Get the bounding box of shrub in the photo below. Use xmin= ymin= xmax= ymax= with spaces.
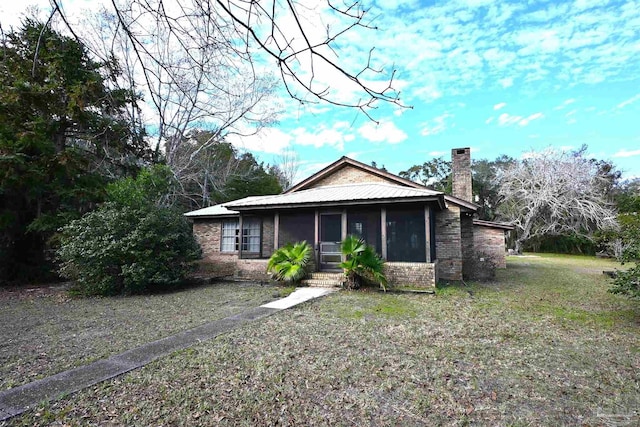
xmin=57 ymin=203 xmax=201 ymax=295
xmin=267 ymin=241 xmax=312 ymax=284
xmin=607 ymin=213 xmax=640 ymax=300
xmin=56 ymin=165 xmax=201 ymax=296
xmin=340 ymin=235 xmax=388 ymax=291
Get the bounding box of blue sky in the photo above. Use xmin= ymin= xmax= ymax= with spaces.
xmin=3 ymin=0 xmax=639 ymax=182
xmin=234 ymin=0 xmax=640 ymax=181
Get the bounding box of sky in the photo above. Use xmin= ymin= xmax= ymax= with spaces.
xmin=2 ymin=0 xmax=640 ymax=182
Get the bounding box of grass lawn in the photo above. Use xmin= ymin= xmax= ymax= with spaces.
xmin=4 ymin=254 xmax=639 ymax=426
xmin=0 ymin=282 xmax=288 ymax=391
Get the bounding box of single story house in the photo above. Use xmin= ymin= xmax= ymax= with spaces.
xmin=185 ymin=147 xmax=513 ymax=287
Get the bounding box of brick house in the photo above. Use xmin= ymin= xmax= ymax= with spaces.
xmin=185 ymin=147 xmax=513 ymax=287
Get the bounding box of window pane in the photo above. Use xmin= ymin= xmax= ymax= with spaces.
xmin=242 ymin=219 xmax=261 ymax=253
xmin=221 ymin=220 xmax=239 ymax=252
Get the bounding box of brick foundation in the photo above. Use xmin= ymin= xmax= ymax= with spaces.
xmin=235 ymin=259 xmax=270 ymax=281
xmin=384 ymin=262 xmax=437 ymax=287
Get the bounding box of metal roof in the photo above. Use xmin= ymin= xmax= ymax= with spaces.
xmin=225 ymin=182 xmax=443 ymax=210
xmin=184 ymin=204 xmax=239 ymax=217
xmin=473 ymin=219 xmax=515 ymax=230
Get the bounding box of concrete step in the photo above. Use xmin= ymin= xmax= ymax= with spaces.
xmin=302 ymin=272 xmax=345 ymax=288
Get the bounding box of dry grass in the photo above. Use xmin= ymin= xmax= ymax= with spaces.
xmin=0 ymin=282 xmax=284 ymax=390
xmin=5 ymin=254 xmax=640 ymax=426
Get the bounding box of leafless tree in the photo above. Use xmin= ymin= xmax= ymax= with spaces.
xmin=497 ymin=147 xmax=618 ymax=253
xmin=52 ymin=0 xmax=404 ymax=121
xmin=275 ymin=149 xmax=300 ymax=189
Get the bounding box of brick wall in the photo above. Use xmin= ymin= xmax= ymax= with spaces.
xmin=310 ymin=164 xmax=393 ymax=188
xmin=473 ymin=226 xmax=507 ymax=268
xmin=385 ymin=262 xmax=436 ymax=287
xmin=460 ymin=214 xmax=475 ymax=280
xmin=452 ymin=147 xmax=472 ymax=202
xmin=192 ymin=219 xmax=238 ymax=276
xmin=435 ymin=205 xmax=463 ymax=281
xmin=235 ymin=259 xmax=270 ymax=281
xmin=261 ymin=214 xmax=275 ymax=258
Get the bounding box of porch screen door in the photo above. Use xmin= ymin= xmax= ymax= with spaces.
xmin=319 ymin=214 xmax=342 ymax=270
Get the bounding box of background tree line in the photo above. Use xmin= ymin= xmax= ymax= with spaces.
xmin=0 ymin=20 xmax=285 ymax=285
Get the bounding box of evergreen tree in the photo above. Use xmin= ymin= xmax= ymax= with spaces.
xmin=0 ymin=19 xmax=146 ymax=282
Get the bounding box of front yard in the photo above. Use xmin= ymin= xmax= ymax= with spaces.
xmin=3 ymin=254 xmax=639 ymax=426
xmin=0 ymin=282 xmax=285 ymax=391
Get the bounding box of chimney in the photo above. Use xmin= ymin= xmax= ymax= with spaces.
xmin=451 ymin=147 xmax=472 ymax=202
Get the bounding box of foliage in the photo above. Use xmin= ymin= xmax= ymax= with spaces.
xmin=497 ymin=146 xmax=617 ymax=253
xmin=339 ymin=235 xmax=388 ymax=291
xmin=399 ymin=157 xmax=451 ymax=192
xmin=471 ymin=156 xmax=515 ymax=220
xmin=57 ymin=166 xmax=201 ymax=296
xmin=106 ymin=164 xmax=177 ymax=208
xmin=266 ymin=241 xmax=313 ymax=283
xmin=614 ymin=178 xmax=640 ymax=214
xmin=166 ymin=131 xmax=283 ymax=209
xmin=606 ymin=213 xmax=640 ymax=299
xmin=399 ymin=155 xmax=516 ymax=220
xmin=0 ymin=19 xmax=145 ymax=283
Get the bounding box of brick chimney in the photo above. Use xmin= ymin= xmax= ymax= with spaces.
xmin=451 ymin=147 xmax=472 ymax=202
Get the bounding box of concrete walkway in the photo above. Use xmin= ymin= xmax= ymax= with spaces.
xmin=0 ymin=287 xmax=336 ymax=422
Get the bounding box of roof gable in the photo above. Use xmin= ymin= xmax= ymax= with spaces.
xmin=285 ymin=157 xmax=423 ymax=193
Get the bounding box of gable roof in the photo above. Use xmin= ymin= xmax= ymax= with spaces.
xmin=225 ymin=182 xmax=445 ymax=210
xmin=286 ymin=156 xmax=424 ymax=193
xmin=286 ymin=156 xmax=479 ymax=211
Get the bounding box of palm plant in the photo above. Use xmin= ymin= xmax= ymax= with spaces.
xmin=339 ymin=235 xmax=388 ymax=291
xmin=267 ymin=241 xmax=313 ymax=283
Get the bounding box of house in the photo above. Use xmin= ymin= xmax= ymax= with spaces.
xmin=185 ymin=147 xmax=513 ymax=287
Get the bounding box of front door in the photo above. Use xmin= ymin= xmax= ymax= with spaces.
xmin=319 ymin=213 xmax=342 ymax=271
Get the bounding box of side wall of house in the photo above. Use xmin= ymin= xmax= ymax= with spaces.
xmin=460 ymin=214 xmax=475 ymax=280
xmin=435 ymin=205 xmax=463 ymax=281
xmin=309 ymin=165 xmax=395 ymax=188
xmin=192 ymin=217 xmax=274 ymax=281
xmin=192 ymin=219 xmax=238 ymax=277
xmin=473 ymin=226 xmax=507 ymax=269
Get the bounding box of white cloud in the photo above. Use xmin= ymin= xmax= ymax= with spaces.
xmin=428 ymin=150 xmax=447 ymax=156
xmin=357 ymin=120 xmax=407 ymax=144
xmin=553 ymin=98 xmax=576 ymax=110
xmin=613 ymin=149 xmax=640 ymax=158
xmin=228 ymin=127 xmax=292 ymax=154
xmin=498 ymin=77 xmax=514 ymax=88
xmin=497 ymin=111 xmax=543 ymax=127
xmin=485 ymin=117 xmax=494 ymax=124
xmin=292 ymin=121 xmax=355 ymax=151
xmin=518 ymin=112 xmax=544 ymax=126
xmin=498 ymin=113 xmax=523 ymax=126
xmin=617 ymin=93 xmax=640 ymax=109
xmin=419 ymin=113 xmax=453 ymax=136
xmin=493 ymin=102 xmax=507 ymax=110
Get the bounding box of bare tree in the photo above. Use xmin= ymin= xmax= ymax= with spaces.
xmin=497 ymin=147 xmax=618 ymax=253
xmin=275 ymin=149 xmax=300 ymax=190
xmin=52 ymin=0 xmax=404 ymax=121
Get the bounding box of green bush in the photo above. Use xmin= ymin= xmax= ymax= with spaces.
xmin=56 ymin=165 xmax=201 ymax=296
xmin=267 ymin=241 xmax=312 ymax=284
xmin=57 ymin=203 xmax=201 ymax=295
xmin=608 ymin=213 xmax=640 ymax=300
xmin=340 ymin=235 xmax=388 ymax=291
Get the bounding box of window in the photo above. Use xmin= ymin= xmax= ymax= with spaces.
xmin=221 ymin=220 xmax=239 ymax=252
xmin=242 ymin=219 xmax=261 ymax=253
xmin=386 ymin=208 xmax=426 ymax=262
